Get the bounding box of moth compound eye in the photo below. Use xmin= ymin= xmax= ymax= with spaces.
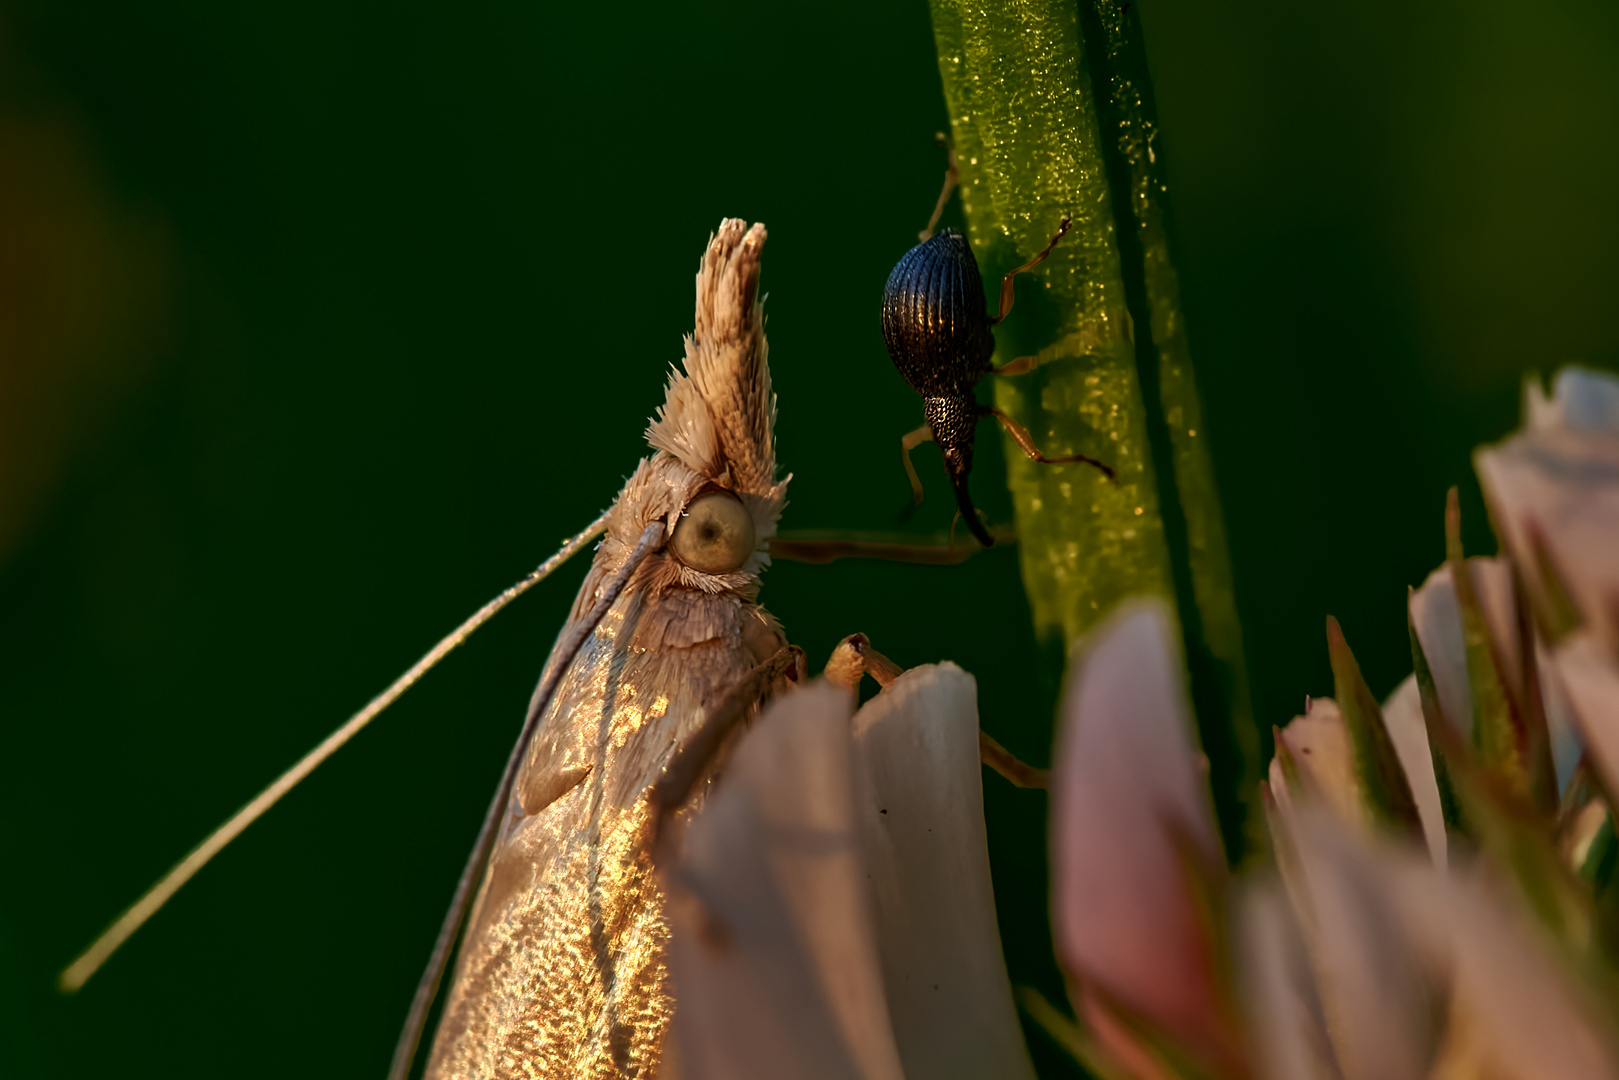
xmin=669 ymin=492 xmax=755 ymax=575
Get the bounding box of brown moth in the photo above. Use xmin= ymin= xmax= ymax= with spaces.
xmin=61 ymin=218 xmax=808 ymax=1080
xmin=415 ymin=218 xmax=797 ymax=1079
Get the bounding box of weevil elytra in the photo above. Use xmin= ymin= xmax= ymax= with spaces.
xmin=881 ymin=150 xmax=1117 ymax=547
xmin=59 ymin=218 xmax=1047 ymax=1080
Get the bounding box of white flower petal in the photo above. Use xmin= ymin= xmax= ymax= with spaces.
xmin=1392 ymin=853 xmax=1617 ymax=1079
xmin=1409 ymin=557 xmax=1585 ymax=792
xmin=1285 ymin=813 xmax=1437 ymax=1080
xmin=1050 ymin=599 xmax=1228 ymax=1061
xmin=1409 ymin=564 xmax=1472 ymax=736
xmin=1470 ymin=557 xmax=1523 ymax=697
xmin=1267 ymin=759 xmax=1295 ymax=820
xmin=1476 ymin=373 xmax=1619 ymax=653
xmin=1409 ymin=558 xmax=1520 ymax=736
xmin=1538 ymin=635 xmax=1586 ymax=790
xmin=1284 ymin=810 xmax=1619 ymax=1080
xmin=1381 ymin=675 xmax=1447 ymax=867
xmin=1276 ymin=698 xmax=1362 ymax=824
xmin=665 ymin=680 xmax=905 ymax=1080
xmin=1235 ymin=880 xmax=1336 ymax=1080
xmin=850 ymin=663 xmax=1036 ymax=1080
xmin=1550 ymin=630 xmax=1619 ymax=802
xmin=1527 ymin=365 xmax=1619 ymax=434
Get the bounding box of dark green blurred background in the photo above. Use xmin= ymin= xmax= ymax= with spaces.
xmin=1 ymin=2 xmax=1615 ymax=1077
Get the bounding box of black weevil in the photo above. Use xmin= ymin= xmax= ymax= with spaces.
xmin=881 ymin=213 xmax=1116 ymax=547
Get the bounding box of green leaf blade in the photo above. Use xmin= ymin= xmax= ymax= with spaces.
xmin=929 ymin=0 xmax=1255 ymax=855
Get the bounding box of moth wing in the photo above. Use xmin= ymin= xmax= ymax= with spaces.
xmin=425 ymin=593 xmax=653 ymax=1080
xmin=428 ymin=589 xmax=751 ymax=1080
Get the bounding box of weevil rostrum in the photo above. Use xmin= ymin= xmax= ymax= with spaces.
xmin=59 ymin=217 xmax=1050 ymax=1080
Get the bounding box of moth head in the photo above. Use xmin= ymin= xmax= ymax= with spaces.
xmin=626 ymin=217 xmax=788 ymax=593
xmin=590 ymin=219 xmax=796 ymax=599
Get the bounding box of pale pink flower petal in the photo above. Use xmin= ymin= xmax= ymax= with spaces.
xmin=1283 ymin=810 xmax=1619 ymax=1080
xmin=1525 ymin=366 xmax=1619 ymax=436
xmin=1409 ymin=557 xmax=1583 ymax=788
xmin=1077 ymin=989 xmax=1181 ymax=1080
xmin=1267 ymin=758 xmax=1295 ymax=821
xmin=1476 ymin=368 xmax=1619 ymax=654
xmin=1471 ymin=557 xmax=1523 ymax=695
xmin=1381 ymin=675 xmax=1447 ymax=866
xmin=1540 ymin=636 xmax=1585 ymax=789
xmin=1409 ymin=563 xmax=1471 ymax=736
xmin=665 ymin=680 xmax=905 ymax=1080
xmin=1050 ymin=599 xmax=1228 ymax=1063
xmin=1285 ymin=812 xmax=1434 ymax=1080
xmin=1550 ymin=630 xmax=1619 ymax=803
xmin=1235 ymin=880 xmax=1337 ymax=1080
xmin=1408 ymin=558 xmax=1519 ymax=737
xmin=850 ymin=663 xmax=1036 ymax=1080
xmin=1393 ymin=849 xmax=1617 ymax=1079
xmin=1270 ymin=688 xmax=1450 ymax=867
xmin=1275 ymin=698 xmax=1362 ymax=824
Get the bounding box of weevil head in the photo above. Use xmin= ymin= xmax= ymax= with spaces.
xmin=597 ymin=219 xmax=788 ymax=600
xmin=881 ymin=228 xmax=996 ymax=398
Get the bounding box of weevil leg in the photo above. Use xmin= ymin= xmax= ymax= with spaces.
xmin=992 ymin=216 xmax=1072 ymax=325
xmin=766 ymin=524 xmax=1011 ymax=565
xmin=989 ymin=355 xmax=1039 ymax=377
xmin=945 ymin=506 xmax=995 ymax=551
xmin=918 ymin=132 xmax=960 ymax=242
xmin=979 ymin=731 xmax=1050 ymax=789
xmin=826 ymin=633 xmax=1051 ymax=788
xmin=824 ymin=633 xmax=904 ymax=690
xmin=649 ymin=645 xmax=806 ymax=818
xmin=900 ymin=423 xmax=933 ymax=506
xmin=978 ymin=404 xmax=1117 ymax=483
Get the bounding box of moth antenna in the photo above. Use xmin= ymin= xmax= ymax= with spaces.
xmin=57 ymin=510 xmax=612 ymax=994
xmin=388 ymin=520 xmax=666 ymax=1080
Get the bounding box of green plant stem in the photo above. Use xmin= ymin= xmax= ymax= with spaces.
xmin=928 ymin=0 xmax=1255 ymax=853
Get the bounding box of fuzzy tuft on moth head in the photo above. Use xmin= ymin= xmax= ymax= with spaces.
xmin=596 ymin=219 xmax=789 ymax=604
